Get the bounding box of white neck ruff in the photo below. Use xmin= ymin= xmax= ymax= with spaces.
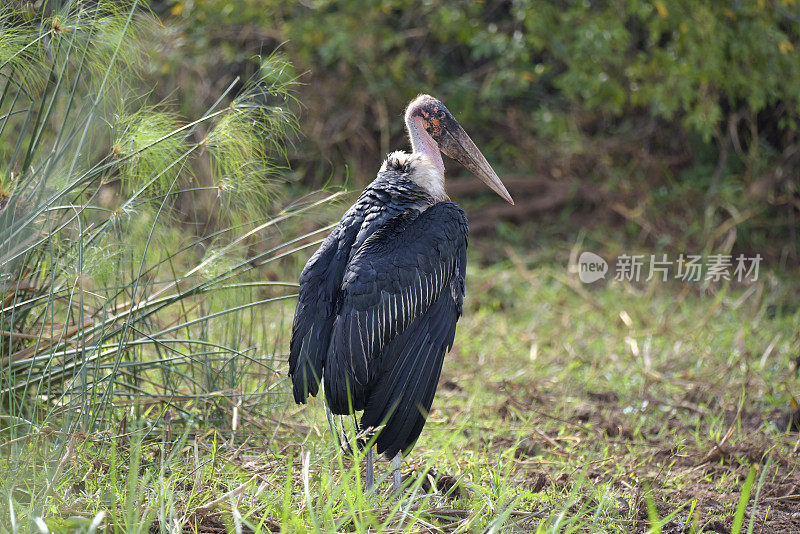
xmin=381 ymin=151 xmax=448 ymax=202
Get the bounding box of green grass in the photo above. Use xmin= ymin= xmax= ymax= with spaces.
xmin=2 ymin=251 xmax=798 ymax=532
xmin=1 ymin=2 xmax=798 ymax=532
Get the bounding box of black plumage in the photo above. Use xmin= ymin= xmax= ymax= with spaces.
xmin=288 ymin=95 xmax=512 ymax=473
xmin=289 ymin=168 xmax=467 ymax=457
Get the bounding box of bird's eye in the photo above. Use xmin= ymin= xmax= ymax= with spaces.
xmin=437 ymin=110 xmax=446 ymax=120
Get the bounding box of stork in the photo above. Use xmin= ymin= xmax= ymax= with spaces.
xmin=289 ymin=95 xmax=513 ymax=491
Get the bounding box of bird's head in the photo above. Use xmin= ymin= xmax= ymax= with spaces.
xmin=405 ymin=94 xmax=514 ymax=205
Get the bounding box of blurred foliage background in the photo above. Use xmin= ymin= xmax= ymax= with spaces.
xmin=141 ymin=0 xmax=800 ymax=266
xmin=1 ymin=2 xmax=798 ymax=529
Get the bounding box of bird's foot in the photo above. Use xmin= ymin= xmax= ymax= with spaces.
xmin=390 ymin=452 xmax=402 ymax=493
xmin=365 ymin=446 xmax=375 ymax=492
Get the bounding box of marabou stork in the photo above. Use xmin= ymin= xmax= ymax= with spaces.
xmin=289 ymin=95 xmax=513 ymax=491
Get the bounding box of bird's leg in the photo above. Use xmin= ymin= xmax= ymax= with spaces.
xmin=365 ymin=446 xmax=375 ymax=492
xmin=391 ymin=452 xmax=402 ymax=492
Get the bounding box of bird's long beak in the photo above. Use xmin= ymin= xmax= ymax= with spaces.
xmin=439 ymin=122 xmax=514 ymax=205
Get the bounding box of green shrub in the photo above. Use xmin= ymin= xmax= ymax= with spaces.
xmin=161 ymin=0 xmax=799 ymax=257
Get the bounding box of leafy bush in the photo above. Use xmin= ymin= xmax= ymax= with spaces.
xmin=171 ymin=0 xmax=799 ymax=148
xmin=166 ymin=0 xmax=799 ymax=259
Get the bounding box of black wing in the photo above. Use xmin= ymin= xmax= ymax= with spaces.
xmin=288 ymin=224 xmax=347 ymax=403
xmin=288 ymin=199 xmax=369 ymax=403
xmin=288 ymin=181 xmax=422 ymax=404
xmin=324 ymin=202 xmax=468 ymax=457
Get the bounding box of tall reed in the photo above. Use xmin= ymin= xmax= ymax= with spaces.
xmin=0 ymin=0 xmax=333 ymax=452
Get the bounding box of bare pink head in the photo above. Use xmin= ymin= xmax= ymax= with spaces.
xmin=404 ymin=95 xmax=513 ymax=205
